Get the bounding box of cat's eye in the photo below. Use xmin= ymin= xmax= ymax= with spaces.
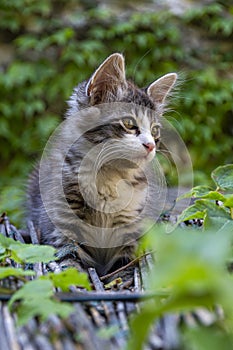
xmin=121 ymin=117 xmax=138 ymax=130
xmin=151 ymin=123 xmax=160 ymax=139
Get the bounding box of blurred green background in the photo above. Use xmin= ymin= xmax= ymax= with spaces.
xmin=0 ymin=0 xmax=233 ymax=224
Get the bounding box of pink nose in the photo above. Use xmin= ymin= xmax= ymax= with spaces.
xmin=143 ymin=142 xmax=155 ymax=153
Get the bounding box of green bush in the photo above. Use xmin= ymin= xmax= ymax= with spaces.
xmin=0 ymin=0 xmax=233 ymax=223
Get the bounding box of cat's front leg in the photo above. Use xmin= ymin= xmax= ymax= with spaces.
xmin=45 ymin=242 xmax=82 ymax=272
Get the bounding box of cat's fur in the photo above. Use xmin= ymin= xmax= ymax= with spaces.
xmin=27 ymin=53 xmax=177 ymax=274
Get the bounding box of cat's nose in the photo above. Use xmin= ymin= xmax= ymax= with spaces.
xmin=143 ymin=142 xmax=155 ymax=153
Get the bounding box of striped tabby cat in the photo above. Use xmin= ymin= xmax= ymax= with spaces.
xmin=27 ymin=53 xmax=177 ymax=274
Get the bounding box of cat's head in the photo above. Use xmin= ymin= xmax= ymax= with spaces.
xmin=68 ymin=53 xmax=177 ymax=112
xmin=67 ymin=53 xmax=177 ymax=166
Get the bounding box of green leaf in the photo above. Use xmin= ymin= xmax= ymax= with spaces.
xmin=177 ymin=186 xmax=226 ymax=202
xmin=177 ymin=199 xmax=231 ymax=225
xmin=127 ymin=308 xmax=157 ymax=350
xmin=128 ymin=226 xmax=233 ymax=350
xmin=15 ymin=298 xmax=72 ymax=326
xmin=224 ymin=195 xmax=233 ymax=208
xmin=177 ymin=207 xmax=205 ymax=224
xmin=203 ymin=212 xmax=231 ymax=230
xmin=177 ymin=185 xmax=213 ymax=200
xmin=9 ymin=279 xmax=53 ymax=307
xmin=0 ymin=267 xmax=34 ymax=279
xmin=217 ymin=220 xmax=233 ymax=233
xmin=211 ymin=164 xmax=233 ymax=191
xmin=9 ymin=279 xmax=73 ymax=326
xmin=0 ymin=235 xmax=56 ymax=263
xmin=147 ymin=228 xmax=232 ymax=288
xmin=10 ymin=243 xmax=56 ymax=263
xmin=0 ymin=232 xmax=18 ymax=249
xmin=184 ymin=327 xmax=233 ymax=350
xmin=42 ymin=268 xmax=91 ymax=292
xmin=201 ymin=191 xmax=226 ymax=201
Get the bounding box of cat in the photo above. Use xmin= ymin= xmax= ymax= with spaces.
xmin=27 ymin=53 xmax=177 ymax=275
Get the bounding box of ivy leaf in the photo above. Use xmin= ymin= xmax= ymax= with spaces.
xmin=224 ymin=195 xmax=233 ymax=208
xmin=217 ymin=220 xmax=233 ymax=233
xmin=201 ymin=191 xmax=226 ymax=201
xmin=177 ymin=207 xmax=205 ymax=224
xmin=0 ymin=267 xmax=35 ymax=279
xmin=177 ymin=199 xmax=231 ymax=225
xmin=0 ymin=235 xmax=56 ymax=263
xmin=184 ymin=327 xmax=233 ymax=350
xmin=10 ymin=243 xmax=56 ymax=263
xmin=177 ymin=186 xmax=213 ymax=200
xmin=9 ymin=279 xmax=54 ymax=307
xmin=211 ymin=165 xmax=233 ymax=191
xmin=42 ymin=268 xmax=91 ymax=291
xmin=0 ymin=234 xmax=16 ymax=249
xmin=9 ymin=279 xmax=73 ymax=326
xmin=203 ymin=213 xmax=231 ymax=230
xmin=177 ymin=186 xmax=226 ymax=202
xmin=15 ymin=298 xmax=73 ymax=326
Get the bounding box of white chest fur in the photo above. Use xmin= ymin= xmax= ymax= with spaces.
xmin=78 ymin=165 xmax=147 ymax=227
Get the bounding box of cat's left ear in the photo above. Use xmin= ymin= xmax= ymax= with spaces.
xmin=86 ymin=53 xmax=126 ymax=104
xmin=147 ymin=73 xmax=177 ymax=104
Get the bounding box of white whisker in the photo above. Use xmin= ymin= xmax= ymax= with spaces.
xmin=157 ymin=148 xmax=179 ymax=158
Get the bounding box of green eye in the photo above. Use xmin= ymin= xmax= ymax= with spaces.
xmin=122 ymin=117 xmax=137 ymax=130
xmin=151 ymin=123 xmax=160 ymax=139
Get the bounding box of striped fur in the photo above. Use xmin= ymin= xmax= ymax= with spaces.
xmin=27 ymin=53 xmax=177 ymax=274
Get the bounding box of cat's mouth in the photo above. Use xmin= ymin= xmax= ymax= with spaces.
xmin=144 ymin=149 xmax=156 ymax=161
xmin=130 ymin=150 xmax=155 ymax=167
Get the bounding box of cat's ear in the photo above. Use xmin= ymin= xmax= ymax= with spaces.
xmin=147 ymin=73 xmax=177 ymax=104
xmin=86 ymin=53 xmax=126 ymax=103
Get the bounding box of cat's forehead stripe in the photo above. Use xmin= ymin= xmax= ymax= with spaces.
xmin=123 ymin=88 xmax=155 ymax=110
xmin=130 ymin=106 xmax=158 ymax=124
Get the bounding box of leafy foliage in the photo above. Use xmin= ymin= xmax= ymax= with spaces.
xmin=1 ymin=164 xmax=233 ymax=343
xmin=0 ymin=235 xmax=91 ymax=325
xmin=128 ymin=226 xmax=233 ymax=350
xmin=128 ymin=164 xmax=233 ymax=350
xmin=41 ymin=267 xmax=91 ymax=292
xmin=177 ymin=164 xmax=233 ymax=229
xmin=0 ymin=267 xmax=34 ymax=279
xmin=0 ymin=0 xmax=233 ymax=223
xmin=8 ymin=278 xmax=73 ymax=326
xmin=212 ymin=164 xmax=233 ymax=191
xmin=0 ymin=234 xmax=56 ymax=263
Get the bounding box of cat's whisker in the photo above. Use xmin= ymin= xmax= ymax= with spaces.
xmin=132 ymin=49 xmax=152 ymax=81
xmin=162 ymin=109 xmax=183 ymax=123
xmin=92 ymin=143 xmax=124 ymax=171
xmin=156 ymin=150 xmax=182 ymax=168
xmin=157 ymin=148 xmax=182 ymax=160
xmin=93 ymin=141 xmax=135 ymax=170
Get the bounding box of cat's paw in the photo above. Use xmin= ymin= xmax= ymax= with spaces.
xmin=46 ymin=243 xmax=84 ymax=272
xmin=47 ymin=258 xmax=83 ymax=272
xmin=55 ymin=243 xmax=80 ymax=260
